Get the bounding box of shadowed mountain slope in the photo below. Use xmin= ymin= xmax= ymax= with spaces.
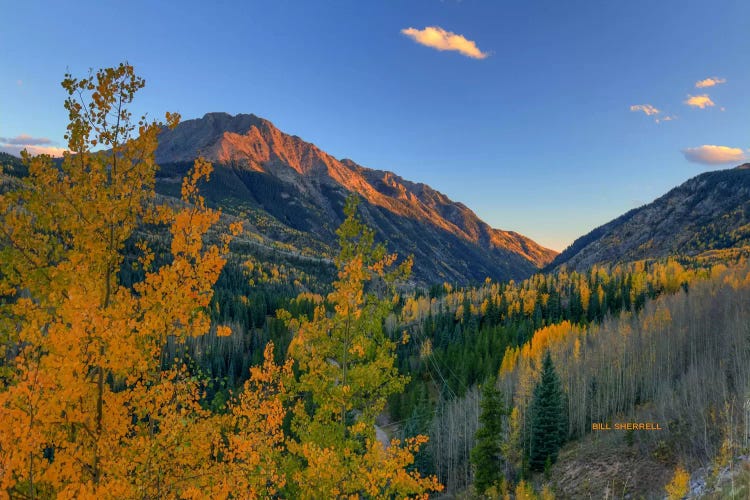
xmin=549 ymin=164 xmax=750 ymax=271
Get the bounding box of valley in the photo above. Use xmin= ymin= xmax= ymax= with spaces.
xmin=1 ymin=50 xmax=749 ymax=498
xmin=4 ymin=129 xmax=750 ymax=498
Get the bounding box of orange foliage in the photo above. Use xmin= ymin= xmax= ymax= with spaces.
xmin=0 ymin=65 xmax=292 ymax=498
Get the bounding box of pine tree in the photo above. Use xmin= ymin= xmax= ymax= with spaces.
xmin=528 ymin=351 xmax=567 ymax=472
xmin=470 ymin=376 xmax=508 ymax=495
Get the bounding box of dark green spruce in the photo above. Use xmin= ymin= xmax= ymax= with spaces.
xmin=528 ymin=351 xmax=567 ymax=472
xmin=470 ymin=376 xmax=507 ymax=494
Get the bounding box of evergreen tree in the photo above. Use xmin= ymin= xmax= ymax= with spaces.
xmin=403 ymin=399 xmax=436 ymax=477
xmin=470 ymin=376 xmax=507 ymax=495
xmin=528 ymin=351 xmax=567 ymax=471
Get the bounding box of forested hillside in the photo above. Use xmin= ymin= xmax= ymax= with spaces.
xmin=549 ymin=165 xmax=750 ymax=271
xmin=506 ymin=261 xmax=750 ymax=497
xmin=391 ymin=257 xmax=707 ymax=408
xmin=3 ymin=63 xmax=750 ymax=500
xmin=392 ymin=257 xmax=750 ymax=497
xmin=0 ymin=152 xmax=26 ymax=178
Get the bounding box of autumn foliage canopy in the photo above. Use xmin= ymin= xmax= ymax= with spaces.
xmin=0 ymin=64 xmax=440 ymax=499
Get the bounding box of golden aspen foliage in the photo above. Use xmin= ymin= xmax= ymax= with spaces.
xmin=499 ymin=346 xmax=520 ymax=376
xmin=539 ymin=484 xmax=555 ymax=500
xmin=455 ymin=304 xmax=465 ymax=322
xmin=280 ymin=195 xmax=441 ymax=498
xmin=596 ymin=284 xmax=605 ymax=308
xmin=579 ymin=279 xmax=590 ymax=313
xmin=480 ymin=298 xmax=489 ymax=316
xmin=664 ymin=464 xmax=690 ymax=500
xmin=711 ymin=263 xmax=729 ymax=280
xmin=514 ymin=479 xmax=537 ymax=500
xmin=208 ymin=342 xmax=291 ymax=498
xmin=0 ymin=64 xmax=284 ymax=498
xmin=499 ymin=321 xmax=580 ymax=425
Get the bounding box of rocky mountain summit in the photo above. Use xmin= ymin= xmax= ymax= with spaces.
xmin=154 ymin=112 xmax=556 ymax=285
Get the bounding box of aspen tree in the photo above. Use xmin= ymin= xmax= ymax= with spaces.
xmin=0 ymin=64 xmax=251 ymax=498
xmin=664 ymin=464 xmax=689 ymax=500
xmin=281 ymin=196 xmax=441 ymax=498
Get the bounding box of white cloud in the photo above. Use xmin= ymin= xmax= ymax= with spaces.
xmin=695 ymin=77 xmax=726 ymax=88
xmin=630 ymin=104 xmax=660 ymax=116
xmin=682 ymin=145 xmax=745 ymax=165
xmin=0 ymin=135 xmax=66 ymax=157
xmin=0 ymin=134 xmax=53 ymax=146
xmin=401 ymin=26 xmax=489 ymax=59
xmin=655 ymin=115 xmax=677 ymax=124
xmin=684 ymin=94 xmax=715 ymax=109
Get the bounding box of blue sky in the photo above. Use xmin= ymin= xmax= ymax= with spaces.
xmin=1 ymin=0 xmax=748 ymax=250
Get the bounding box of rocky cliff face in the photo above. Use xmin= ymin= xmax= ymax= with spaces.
xmin=548 ymin=165 xmax=750 ymax=271
xmin=155 ymin=112 xmax=556 ymax=285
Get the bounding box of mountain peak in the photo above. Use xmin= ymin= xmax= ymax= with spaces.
xmin=154 ymin=112 xmax=556 ymax=283
xmin=735 ymin=162 xmax=750 ymax=170
xmin=200 ymin=111 xmax=264 ymax=124
xmin=205 ymin=112 xmax=286 ymax=137
xmin=157 ymin=112 xmax=331 ymax=174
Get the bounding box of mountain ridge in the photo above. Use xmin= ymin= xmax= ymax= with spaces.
xmin=154 ymin=112 xmax=556 ymax=284
xmin=548 ymin=166 xmax=750 ymax=271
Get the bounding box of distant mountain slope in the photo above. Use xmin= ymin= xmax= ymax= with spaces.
xmin=549 ymin=164 xmax=750 ymax=271
xmin=0 ymin=151 xmax=27 ymax=177
xmin=154 ymin=112 xmax=556 ymax=284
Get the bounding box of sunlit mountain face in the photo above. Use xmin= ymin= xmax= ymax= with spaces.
xmin=153 ymin=112 xmax=556 ymax=285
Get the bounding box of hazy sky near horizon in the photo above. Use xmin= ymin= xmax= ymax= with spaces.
xmin=1 ymin=0 xmax=749 ymax=251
